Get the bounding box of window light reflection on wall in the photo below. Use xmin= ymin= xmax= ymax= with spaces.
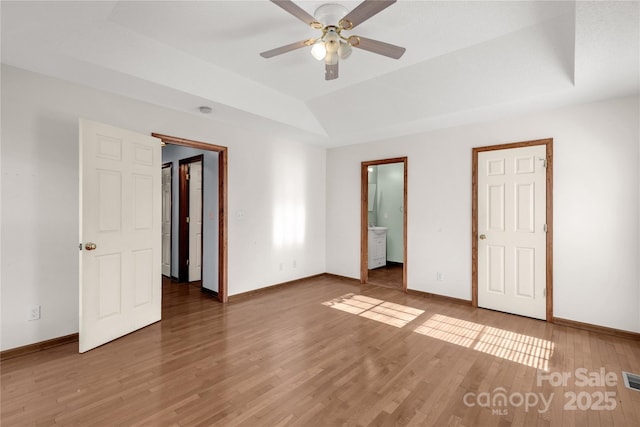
xmin=273 ymin=203 xmax=306 ymax=248
xmin=271 ymin=151 xmax=307 ymax=249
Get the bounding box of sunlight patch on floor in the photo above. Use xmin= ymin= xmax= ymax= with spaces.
xmin=322 ymin=293 xmax=424 ymax=328
xmin=414 ymin=314 xmax=554 ymax=370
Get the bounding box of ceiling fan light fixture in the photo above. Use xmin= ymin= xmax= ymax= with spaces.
xmin=339 ymin=18 xmax=353 ymax=30
xmin=324 ymin=51 xmax=338 ymax=65
xmin=261 ymin=0 xmax=406 ymax=80
xmin=314 ymin=3 xmax=349 ymax=27
xmin=325 ymin=29 xmax=340 ymax=53
xmin=338 ymin=41 xmax=352 ymax=59
xmin=311 ymin=41 xmax=327 ymax=60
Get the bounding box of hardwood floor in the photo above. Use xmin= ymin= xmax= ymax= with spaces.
xmin=367 ymin=262 xmax=403 ymax=289
xmin=2 ymin=275 xmax=640 ymax=426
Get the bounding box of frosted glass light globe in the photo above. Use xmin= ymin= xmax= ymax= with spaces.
xmin=311 ymin=42 xmax=327 ymax=61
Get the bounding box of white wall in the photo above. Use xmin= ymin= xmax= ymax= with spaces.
xmin=1 ymin=65 xmax=637 ymax=351
xmin=0 ymin=65 xmax=326 ymax=351
xmin=327 ymin=95 xmax=640 ymax=333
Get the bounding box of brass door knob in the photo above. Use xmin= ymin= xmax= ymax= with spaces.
xmin=479 ymin=234 xmax=487 ymax=240
xmin=85 ymin=242 xmax=97 ymax=251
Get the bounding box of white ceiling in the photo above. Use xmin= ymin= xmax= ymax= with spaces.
xmin=2 ymin=1 xmax=638 ymax=147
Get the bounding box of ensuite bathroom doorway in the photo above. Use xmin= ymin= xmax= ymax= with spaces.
xmin=360 ymin=157 xmax=407 ymax=291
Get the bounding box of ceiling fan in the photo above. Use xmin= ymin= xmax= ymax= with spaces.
xmin=260 ymin=0 xmax=406 ymax=80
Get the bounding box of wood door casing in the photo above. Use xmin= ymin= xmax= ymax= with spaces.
xmin=472 ymin=138 xmax=553 ymax=321
xmin=360 ymin=157 xmax=408 ymax=291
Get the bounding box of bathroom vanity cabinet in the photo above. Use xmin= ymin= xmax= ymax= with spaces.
xmin=368 ymin=227 xmax=387 ymax=269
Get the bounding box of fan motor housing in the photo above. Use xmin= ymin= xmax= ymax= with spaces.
xmin=314 ymin=3 xmax=349 ymax=26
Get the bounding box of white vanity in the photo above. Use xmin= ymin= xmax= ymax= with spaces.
xmin=368 ymin=227 xmax=387 ymax=269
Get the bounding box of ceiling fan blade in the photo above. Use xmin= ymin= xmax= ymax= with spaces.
xmin=340 ymin=0 xmax=396 ymax=30
xmin=260 ymin=39 xmax=314 ymax=58
xmin=325 ymin=63 xmax=339 ymax=80
xmin=271 ymin=0 xmax=321 ymax=28
xmin=348 ymin=36 xmax=405 ymax=59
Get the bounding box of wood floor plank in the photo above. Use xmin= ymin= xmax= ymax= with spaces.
xmin=367 ymin=263 xmax=403 ymax=290
xmin=2 ymin=276 xmax=639 ymax=426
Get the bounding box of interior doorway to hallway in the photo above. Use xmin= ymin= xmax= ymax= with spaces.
xmin=154 ymin=133 xmax=228 ymax=303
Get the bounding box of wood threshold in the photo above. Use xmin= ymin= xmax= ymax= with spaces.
xmin=0 ymin=333 xmax=79 ymax=361
xmin=553 ymin=317 xmax=640 ymax=341
xmin=406 ymin=289 xmax=473 ymax=306
xmin=227 ymin=273 xmax=326 ymax=302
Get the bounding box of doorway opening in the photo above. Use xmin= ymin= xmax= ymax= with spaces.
xmin=472 ymin=138 xmax=553 ymax=321
xmin=153 ymin=133 xmax=228 ymax=303
xmin=360 ymin=157 xmax=408 ymax=291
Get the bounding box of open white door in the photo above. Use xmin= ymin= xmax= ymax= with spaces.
xmin=477 ymin=145 xmax=547 ymax=320
xmin=161 ymin=164 xmax=172 ymax=277
xmin=188 ymin=160 xmax=202 ymax=282
xmin=79 ymin=119 xmax=161 ymax=353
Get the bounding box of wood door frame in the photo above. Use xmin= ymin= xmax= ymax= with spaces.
xmin=472 ymin=138 xmax=553 ymax=321
xmin=360 ymin=157 xmax=408 ymax=291
xmin=178 ymin=155 xmax=204 ymax=283
xmin=162 ymin=162 xmax=173 ymax=278
xmin=153 ymin=133 xmax=229 ymax=303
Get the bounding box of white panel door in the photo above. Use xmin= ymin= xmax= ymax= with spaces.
xmin=161 ymin=165 xmax=172 ymax=277
xmin=79 ymin=119 xmax=161 ymax=353
xmin=478 ymin=145 xmax=546 ymax=319
xmin=188 ymin=160 xmax=202 ymax=282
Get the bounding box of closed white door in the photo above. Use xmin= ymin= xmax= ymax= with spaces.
xmin=79 ymin=119 xmax=161 ymax=353
xmin=161 ymin=165 xmax=172 ymax=277
xmin=477 ymin=145 xmax=546 ymax=320
xmin=188 ymin=160 xmax=202 ymax=282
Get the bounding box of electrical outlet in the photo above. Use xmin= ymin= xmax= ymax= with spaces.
xmin=437 ymin=272 xmax=444 ymax=282
xmin=279 ymin=263 xmax=283 ymax=271
xmin=28 ymin=305 xmax=41 ymax=321
xmin=292 ymin=260 xmax=297 ymax=268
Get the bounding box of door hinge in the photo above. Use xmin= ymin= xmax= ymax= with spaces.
xmin=539 ymin=158 xmax=547 ymax=168
xmin=186 ymin=216 xmax=190 ymax=223
xmin=186 ymin=259 xmax=189 ymax=266
xmin=543 ymin=224 xmax=548 ymax=233
xmin=186 ymin=173 xmax=190 ymax=181
xmin=543 ymin=288 xmax=547 ymax=297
